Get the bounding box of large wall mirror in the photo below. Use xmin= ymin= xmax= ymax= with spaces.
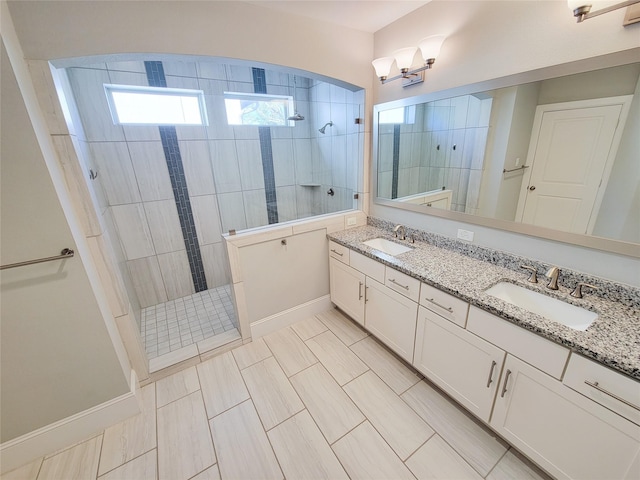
xmin=373 ymin=49 xmax=640 ymax=257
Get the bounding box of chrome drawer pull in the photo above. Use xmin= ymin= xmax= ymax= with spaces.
xmin=330 ymin=249 xmax=343 ymax=256
xmin=486 ymin=360 xmax=497 ymax=388
xmin=358 ymin=282 xmax=363 ymax=300
xmin=584 ymin=380 xmax=640 ymax=411
xmin=427 ymin=298 xmax=453 ymax=313
xmin=501 ymin=369 xmax=512 ymax=398
xmin=389 ymin=278 xmax=409 ymax=290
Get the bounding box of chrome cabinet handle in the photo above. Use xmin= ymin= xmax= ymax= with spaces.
xmin=330 ymin=249 xmax=343 ymax=256
xmin=365 ymin=286 xmax=369 ymax=303
xmin=426 ymin=298 xmax=453 ymax=313
xmin=500 ymin=369 xmax=512 ymax=398
xmin=584 ymin=380 xmax=640 ymax=411
xmin=486 ymin=360 xmax=497 ymax=388
xmin=358 ymin=282 xmax=363 ymax=300
xmin=389 ymin=278 xmax=409 ymax=290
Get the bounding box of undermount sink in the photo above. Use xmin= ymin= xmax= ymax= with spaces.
xmin=485 ymin=282 xmax=598 ymax=331
xmin=362 ymin=238 xmax=413 ymax=256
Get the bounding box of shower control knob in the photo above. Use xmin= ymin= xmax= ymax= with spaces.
xmin=529 ymin=186 xmax=536 ymax=191
xmin=327 ymin=188 xmax=335 ymax=196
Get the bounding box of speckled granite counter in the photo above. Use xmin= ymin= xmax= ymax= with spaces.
xmin=328 ymin=223 xmax=640 ymax=380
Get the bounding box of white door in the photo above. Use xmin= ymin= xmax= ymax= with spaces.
xmin=491 ymin=354 xmax=640 ymax=480
xmin=413 ymin=308 xmax=505 ymax=422
xmin=516 ymin=96 xmax=632 ymax=234
xmin=364 ymin=278 xmax=418 ymax=363
xmin=329 ymin=258 xmax=365 ymax=325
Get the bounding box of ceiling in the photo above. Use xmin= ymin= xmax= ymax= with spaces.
xmin=246 ymin=1 xmax=431 ymax=33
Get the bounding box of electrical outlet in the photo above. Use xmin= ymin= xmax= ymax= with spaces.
xmin=457 ymin=229 xmax=474 ymax=242
xmin=346 ymin=216 xmax=357 ymax=226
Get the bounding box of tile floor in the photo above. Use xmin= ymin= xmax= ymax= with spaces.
xmin=141 ymin=285 xmax=237 ymax=359
xmin=4 ymin=308 xmax=552 ymax=480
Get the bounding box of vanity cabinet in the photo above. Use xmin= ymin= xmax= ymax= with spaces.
xmin=413 ymin=307 xmax=505 ymax=422
xmin=328 ymin=244 xmax=417 ymax=362
xmin=364 ymin=278 xmax=418 ymax=363
xmin=329 ymin=258 xmax=365 ymax=325
xmin=491 ymin=354 xmax=640 ymax=480
xmin=327 ymin=237 xmax=640 ymax=480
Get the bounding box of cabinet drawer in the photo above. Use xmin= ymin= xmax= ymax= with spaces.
xmin=419 ymin=283 xmax=469 ymax=327
xmin=467 ymin=306 xmax=569 ymax=379
xmin=563 ymin=354 xmax=640 ymax=426
xmin=385 ymin=267 xmax=420 ymax=302
xmin=329 ymin=241 xmax=350 ymax=264
xmin=350 ymin=250 xmax=385 ymax=284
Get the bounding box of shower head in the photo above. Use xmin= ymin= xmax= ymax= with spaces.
xmin=318 ymin=121 xmax=333 ymax=134
xmin=287 ymin=112 xmax=305 ymax=121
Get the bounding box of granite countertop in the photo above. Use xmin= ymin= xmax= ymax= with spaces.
xmin=328 ymin=225 xmax=640 ymax=380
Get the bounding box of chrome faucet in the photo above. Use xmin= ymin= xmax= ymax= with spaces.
xmin=393 ymin=224 xmax=406 ymax=240
xmin=545 ymin=266 xmax=560 ymax=290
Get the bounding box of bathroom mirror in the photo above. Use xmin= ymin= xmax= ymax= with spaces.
xmin=373 ymin=50 xmax=640 ymax=257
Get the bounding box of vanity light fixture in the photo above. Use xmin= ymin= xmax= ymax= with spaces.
xmin=568 ymin=0 xmax=640 ymax=22
xmin=372 ymin=34 xmax=446 ymax=87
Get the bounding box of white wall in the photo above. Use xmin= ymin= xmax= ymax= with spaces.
xmin=0 ymin=41 xmax=130 ymax=443
xmin=593 ymin=73 xmax=640 ymax=243
xmin=373 ymin=1 xmax=639 ymax=103
xmin=7 ymin=0 xmax=373 ymax=92
xmin=371 ymin=0 xmax=640 ymax=286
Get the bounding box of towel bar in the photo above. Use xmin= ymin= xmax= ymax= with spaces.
xmin=1 ymin=248 xmax=75 ymax=270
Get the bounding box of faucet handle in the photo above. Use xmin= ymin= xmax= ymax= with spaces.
xmin=520 ymin=265 xmax=538 ymax=283
xmin=570 ymin=282 xmax=599 ymax=299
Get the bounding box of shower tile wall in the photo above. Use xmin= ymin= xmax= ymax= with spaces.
xmin=378 ymin=95 xmax=492 ymax=213
xmin=65 ymin=60 xmax=362 ymax=308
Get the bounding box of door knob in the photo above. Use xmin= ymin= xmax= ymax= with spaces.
xmin=529 ymin=186 xmax=536 ymax=191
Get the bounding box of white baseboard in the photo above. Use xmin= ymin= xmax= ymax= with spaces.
xmin=250 ymin=295 xmax=332 ymax=338
xmin=0 ymin=370 xmax=140 ymax=474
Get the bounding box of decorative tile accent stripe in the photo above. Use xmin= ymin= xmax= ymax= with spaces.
xmin=252 ymin=67 xmax=279 ymax=224
xmin=392 ymin=124 xmax=401 ymax=199
xmin=145 ymin=61 xmax=208 ymax=293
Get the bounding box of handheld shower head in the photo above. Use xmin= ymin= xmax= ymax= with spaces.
xmin=318 ymin=121 xmax=333 ymax=134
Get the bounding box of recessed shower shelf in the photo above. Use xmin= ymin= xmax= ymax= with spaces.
xmin=299 ymin=183 xmax=321 ymax=187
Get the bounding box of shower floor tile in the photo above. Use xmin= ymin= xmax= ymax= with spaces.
xmin=141 ymin=284 xmax=238 ymax=359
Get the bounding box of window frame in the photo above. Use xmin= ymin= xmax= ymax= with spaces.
xmin=104 ymin=84 xmax=209 ymax=126
xmin=223 ymin=91 xmax=296 ymax=127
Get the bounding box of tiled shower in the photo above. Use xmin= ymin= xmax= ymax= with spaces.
xmin=62 ymin=57 xmax=364 ymax=360
xmin=378 ymin=94 xmax=492 ymax=213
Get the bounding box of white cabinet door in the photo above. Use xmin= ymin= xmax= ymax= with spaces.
xmin=364 ymin=278 xmax=418 ymax=363
xmin=491 ymin=354 xmax=640 ymax=480
xmin=329 ymin=257 xmax=365 ymax=325
xmin=413 ymin=307 xmax=505 ymax=422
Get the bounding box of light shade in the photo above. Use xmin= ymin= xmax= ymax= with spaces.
xmin=567 ymin=0 xmax=592 ymax=10
xmin=372 ymin=57 xmax=395 ymax=78
xmin=393 ymin=47 xmax=418 ymax=71
xmin=418 ymin=35 xmax=446 ymax=61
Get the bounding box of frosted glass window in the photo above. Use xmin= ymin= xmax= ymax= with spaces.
xmin=224 ymin=92 xmax=294 ymax=126
xmin=104 ymin=84 xmax=208 ymax=125
xmin=379 ymin=105 xmax=416 ymax=124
